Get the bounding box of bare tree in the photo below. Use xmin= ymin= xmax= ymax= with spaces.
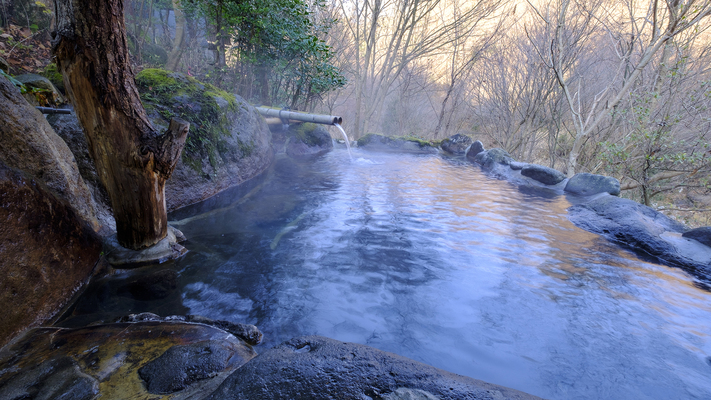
xmin=597 ymin=33 xmax=711 ymax=205
xmin=470 ymin=27 xmax=561 ymax=161
xmin=337 ymin=0 xmax=504 ymax=138
xmin=530 ymin=0 xmax=711 ymax=176
xmin=432 ymin=0 xmax=506 ymax=138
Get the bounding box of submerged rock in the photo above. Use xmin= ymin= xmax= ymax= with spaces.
xmin=564 ymin=173 xmax=621 ymax=196
xmin=441 ymin=133 xmax=473 ymax=155
xmin=357 ymin=133 xmax=439 ymax=154
xmin=568 ymin=195 xmax=711 ymax=274
xmin=0 ymin=161 xmax=101 ymax=349
xmin=206 ymin=335 xmax=541 ymax=400
xmin=520 ymin=164 xmax=567 ymax=185
xmin=117 ymin=269 xmax=178 ymax=300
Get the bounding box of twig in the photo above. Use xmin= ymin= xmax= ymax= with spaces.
xmin=7 ymin=29 xmax=43 ymax=57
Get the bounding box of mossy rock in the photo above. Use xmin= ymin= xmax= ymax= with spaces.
xmin=284 ymin=122 xmax=333 ymax=157
xmin=133 ymin=69 xmax=273 ymax=211
xmin=14 ymin=73 xmax=65 ymax=106
xmin=294 ymin=123 xmax=331 ymax=147
xmin=135 ymin=68 xmax=239 ymax=173
xmin=356 ymin=133 xmax=438 ymax=154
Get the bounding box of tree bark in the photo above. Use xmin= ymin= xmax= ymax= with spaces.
xmin=52 ymin=0 xmax=189 ymax=250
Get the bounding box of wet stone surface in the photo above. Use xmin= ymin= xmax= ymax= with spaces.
xmin=206 ymin=335 xmax=541 ymax=400
xmin=520 ymin=164 xmax=567 ymax=186
xmin=0 ymin=321 xmax=256 ymax=400
xmin=564 ymin=172 xmax=620 ymax=196
xmin=139 ymin=340 xmax=238 ymax=394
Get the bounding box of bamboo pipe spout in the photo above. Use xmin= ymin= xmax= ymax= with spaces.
xmin=255 ymin=107 xmax=343 ymax=126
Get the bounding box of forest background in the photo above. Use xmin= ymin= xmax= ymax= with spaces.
xmin=2 ymin=0 xmax=711 ymax=227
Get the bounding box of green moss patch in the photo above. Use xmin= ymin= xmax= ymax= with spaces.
xmin=41 ymin=63 xmax=64 ymax=93
xmin=135 ymin=68 xmax=239 ymax=173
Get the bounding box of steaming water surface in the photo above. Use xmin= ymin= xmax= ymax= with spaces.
xmin=68 ymin=150 xmax=711 ymax=399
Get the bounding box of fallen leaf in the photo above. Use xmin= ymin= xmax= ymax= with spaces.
xmin=0 ymin=34 xmax=11 ymax=40
xmin=20 ymin=28 xmax=31 ymax=38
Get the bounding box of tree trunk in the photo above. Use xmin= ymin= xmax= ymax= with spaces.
xmin=258 ymin=65 xmax=271 ymax=106
xmin=52 ymin=0 xmax=189 ymax=250
xmin=165 ymin=0 xmax=186 ymax=71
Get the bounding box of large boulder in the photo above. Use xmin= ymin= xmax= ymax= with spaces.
xmin=441 ymin=133 xmax=473 ymax=155
xmin=0 ymin=75 xmax=98 ymax=229
xmin=520 ymin=164 xmax=567 ymax=185
xmin=135 ymin=69 xmax=274 ymax=211
xmin=564 ymin=173 xmax=621 ymax=196
xmin=465 ymin=140 xmax=485 ymax=160
xmin=0 ymin=161 xmax=102 ymax=348
xmin=568 ymin=195 xmax=711 ymax=273
xmin=357 ymin=133 xmax=438 ymax=154
xmin=206 ymin=335 xmax=541 ymax=400
xmin=47 ymin=110 xmax=115 ymax=232
xmin=284 ymin=123 xmax=334 ymax=157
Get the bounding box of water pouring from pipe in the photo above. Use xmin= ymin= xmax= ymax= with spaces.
xmin=254 ymin=106 xmax=351 ymax=160
xmin=333 ymin=123 xmax=352 ymax=160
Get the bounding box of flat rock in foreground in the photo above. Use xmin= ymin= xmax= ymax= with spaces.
xmin=0 ymin=321 xmax=256 ymax=400
xmin=206 ymin=335 xmax=542 ymax=400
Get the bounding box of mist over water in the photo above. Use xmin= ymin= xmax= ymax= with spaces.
xmin=68 ymin=150 xmax=711 ymax=399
